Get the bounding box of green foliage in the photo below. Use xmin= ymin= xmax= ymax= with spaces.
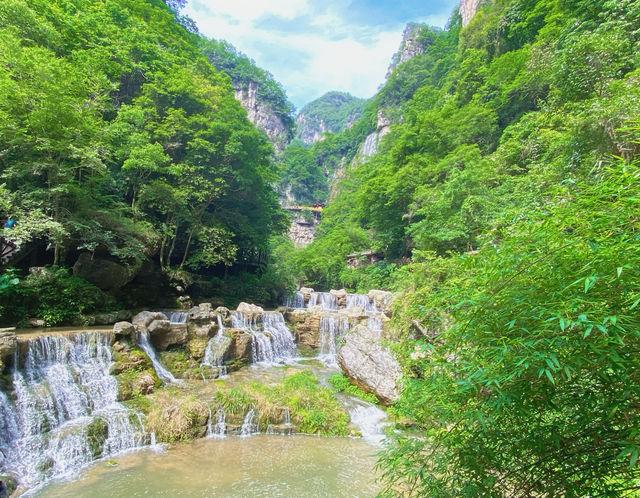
xmin=0 ymin=267 xmax=113 ymax=326
xmin=328 ymin=373 xmax=378 ymax=404
xmin=0 ymin=0 xmax=289 ymax=311
xmin=382 ymin=155 xmax=640 ymax=496
xmin=295 ymin=91 xmax=368 ymax=142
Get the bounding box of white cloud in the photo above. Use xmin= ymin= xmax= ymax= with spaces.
xmin=185 ymin=0 xmax=452 ymax=109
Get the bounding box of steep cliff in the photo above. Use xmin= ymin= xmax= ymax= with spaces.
xmin=386 ymin=23 xmax=433 ymax=78
xmin=295 ymin=92 xmax=368 ymax=145
xmin=201 ymin=39 xmax=295 ymax=154
xmin=459 ymin=0 xmax=484 ymax=27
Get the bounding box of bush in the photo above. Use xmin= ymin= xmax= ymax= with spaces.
xmin=0 ymin=266 xmax=114 ymax=326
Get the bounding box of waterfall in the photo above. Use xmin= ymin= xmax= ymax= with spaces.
xmin=283 ymin=407 xmax=291 ymax=426
xmin=240 ymin=409 xmax=259 ymax=436
xmin=261 ymin=312 xmax=296 ymax=361
xmin=367 ymin=315 xmax=382 ymax=334
xmin=284 ymin=291 xmax=305 ymax=309
xmin=138 ymin=331 xmax=181 ymax=384
xmin=349 ymin=403 xmax=388 ymax=446
xmin=206 ymin=405 xmax=213 ymax=437
xmin=0 ymin=332 xmax=148 ymax=489
xmin=201 ymin=318 xmax=231 ymax=378
xmin=232 ymin=311 xmax=297 ymax=365
xmin=307 ymin=292 xmax=338 ymax=311
xmin=165 ymin=311 xmax=187 ymax=324
xmin=213 ymin=410 xmax=226 ymax=437
xmin=318 ymin=315 xmax=350 ymax=364
xmin=346 ymin=293 xmax=377 ymax=313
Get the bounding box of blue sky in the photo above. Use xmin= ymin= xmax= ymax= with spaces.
xmin=185 ymin=0 xmax=460 ymax=110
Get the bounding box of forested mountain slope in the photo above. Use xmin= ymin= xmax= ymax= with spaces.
xmin=0 ymin=0 xmax=288 ymax=322
xmin=277 ymin=0 xmax=640 ymax=494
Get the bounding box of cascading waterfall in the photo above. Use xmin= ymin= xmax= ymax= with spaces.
xmin=318 ymin=315 xmax=350 ymax=364
xmin=232 ymin=312 xmax=297 ymax=365
xmin=240 ymin=409 xmax=259 ymax=436
xmin=308 ymin=292 xmax=338 ymax=311
xmin=164 ymin=311 xmax=187 ymax=324
xmin=346 ymin=293 xmax=377 ymax=313
xmin=0 ymin=332 xmax=148 ymax=488
xmin=138 ymin=331 xmax=181 ymax=384
xmin=201 ymin=315 xmax=230 ymax=378
xmin=213 ymin=410 xmax=226 ymax=437
xmin=283 ymin=407 xmax=291 ymax=426
xmin=284 ymin=291 xmax=305 ymax=309
xmin=348 ymin=403 xmax=388 ymax=446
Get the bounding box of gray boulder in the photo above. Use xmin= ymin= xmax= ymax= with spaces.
xmin=132 ymin=311 xmax=167 ymax=331
xmin=338 ymin=324 xmax=402 ymax=405
xmin=113 ymin=321 xmax=135 ymax=337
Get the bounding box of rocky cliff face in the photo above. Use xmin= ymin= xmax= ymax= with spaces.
xmin=386 ymin=23 xmax=430 ymax=78
xmin=234 ymin=82 xmax=291 ymax=154
xmin=460 ymin=0 xmax=483 ymax=27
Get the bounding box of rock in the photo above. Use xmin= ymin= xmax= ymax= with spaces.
xmin=188 ymin=303 xmax=216 ymax=322
xmin=113 ymin=321 xmax=134 ymax=337
xmin=110 ymin=347 xmax=152 ymax=375
xmin=283 ymin=309 xmax=307 ymax=324
xmin=187 ymin=338 xmax=209 ymax=361
xmin=215 ymin=306 xmax=230 ymax=318
xmin=28 ymin=318 xmax=45 ymax=328
xmin=147 ymin=319 xmax=171 ymax=336
xmin=227 ymin=328 xmax=252 ymax=362
xmin=132 ymin=371 xmax=157 ymax=395
xmin=151 ymin=323 xmax=188 ymax=351
xmin=0 ymin=328 xmax=17 ymax=372
xmin=330 ymin=289 xmax=348 ymax=307
xmin=368 ymin=290 xmax=395 ymax=315
xmin=72 ymin=252 xmax=137 ymax=291
xmin=236 ymin=302 xmax=264 ymax=320
xmin=300 ymin=287 xmax=314 ymax=303
xmin=460 ymin=0 xmax=484 ymax=26
xmin=338 ymin=324 xmax=402 ymax=405
xmin=232 ymin=81 xmax=290 ymax=154
xmin=177 ymin=295 xmax=192 ymax=309
xmin=132 ymin=311 xmax=168 ymax=332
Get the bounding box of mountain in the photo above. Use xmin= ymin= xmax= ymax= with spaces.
xmin=295 ymin=92 xmax=368 ymax=145
xmin=200 ymin=39 xmax=295 ymax=153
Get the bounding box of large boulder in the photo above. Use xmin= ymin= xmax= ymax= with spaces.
xmin=151 ymin=323 xmax=188 ymax=351
xmin=72 ymin=253 xmax=137 ymax=291
xmin=337 ymin=324 xmax=402 ymax=405
xmin=236 ymin=302 xmax=264 ymax=320
xmin=113 ymin=321 xmax=134 ymax=337
xmin=0 ymin=328 xmax=17 ymax=372
xmin=227 ymin=328 xmax=252 ymax=362
xmin=132 ymin=311 xmax=168 ymax=331
xmin=187 ymin=304 xmax=219 ymax=338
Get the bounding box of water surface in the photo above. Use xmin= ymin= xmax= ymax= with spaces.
xmin=38 ymin=435 xmax=380 ymax=497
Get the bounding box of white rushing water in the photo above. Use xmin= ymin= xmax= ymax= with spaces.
xmin=284 ymin=291 xmax=305 ymax=309
xmin=138 ymin=331 xmax=181 ymax=384
xmin=0 ymin=332 xmax=148 ymax=488
xmin=240 ymin=409 xmax=259 ymax=436
xmin=212 ymin=410 xmax=227 ymax=438
xmin=317 ymin=315 xmax=350 ymax=365
xmin=201 ymin=316 xmax=230 ymax=378
xmin=231 ymin=311 xmax=297 ymax=365
xmin=346 ymin=293 xmax=378 ymax=313
xmin=308 ymin=292 xmax=338 ymax=311
xmin=164 ymin=311 xmax=187 ymax=324
xmin=348 ymin=403 xmax=388 ymax=447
